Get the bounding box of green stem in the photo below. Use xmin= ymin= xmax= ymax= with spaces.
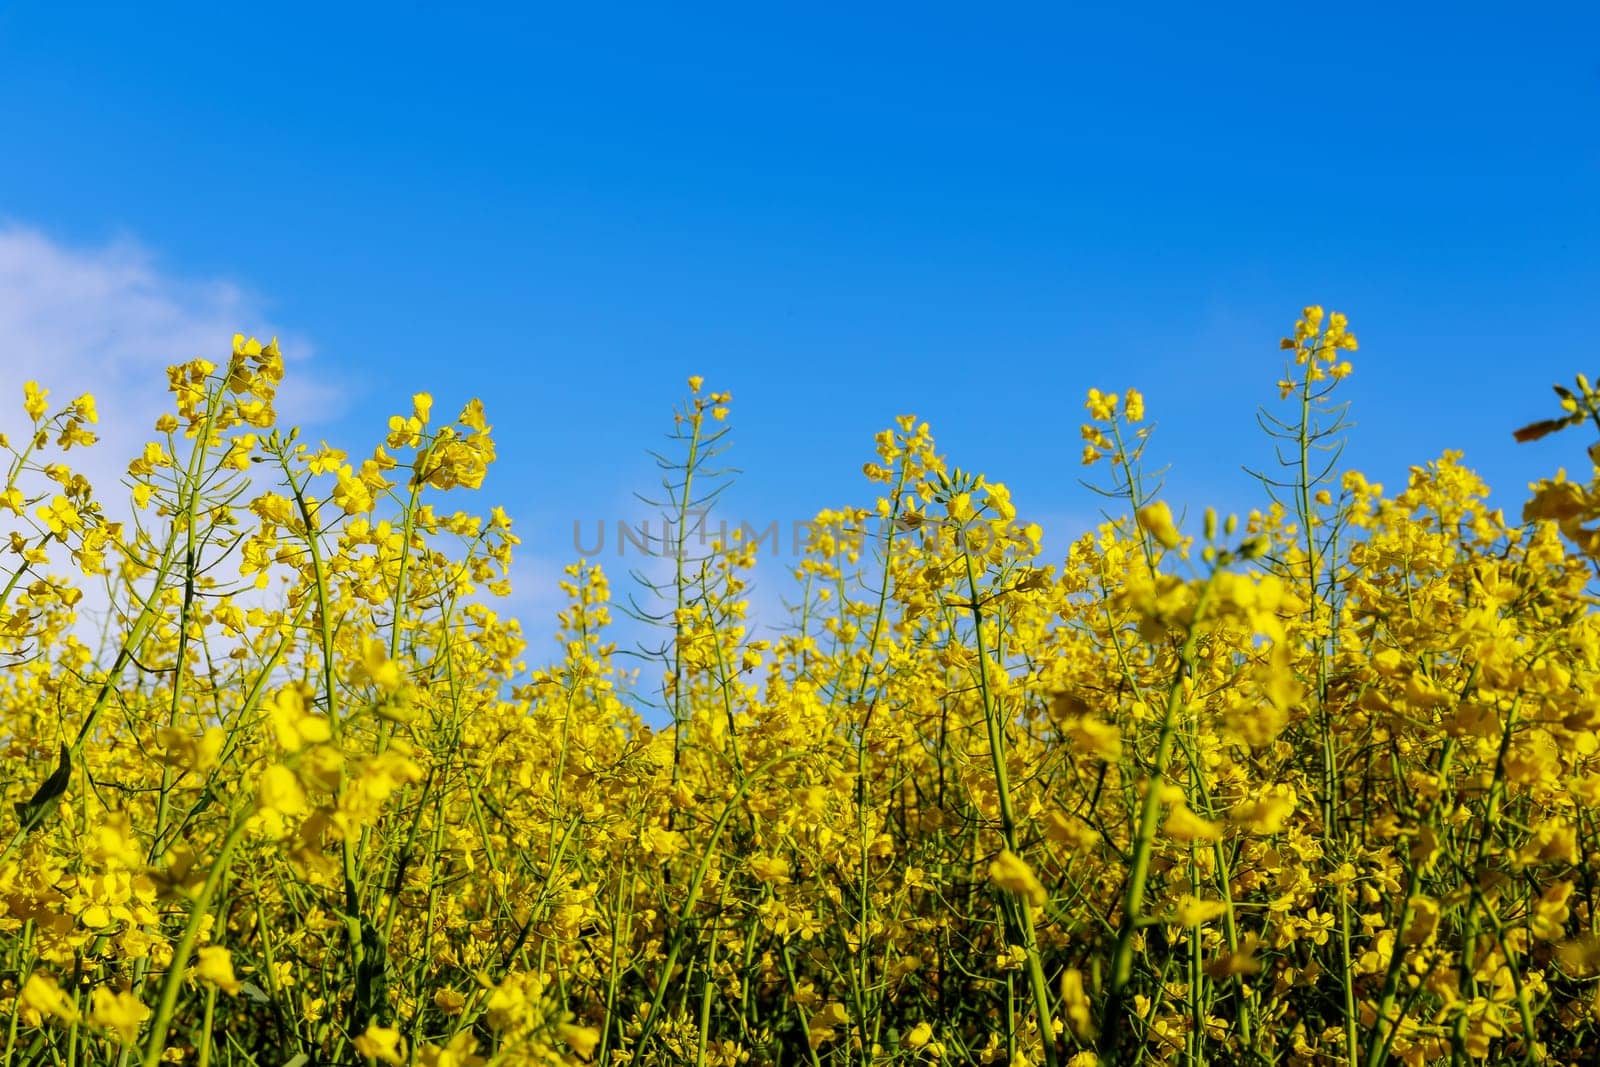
xmin=141 ymin=812 xmax=250 ymax=1067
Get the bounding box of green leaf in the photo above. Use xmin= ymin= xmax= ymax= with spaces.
xmin=14 ymin=743 xmax=71 ymax=834
xmin=1513 ymin=417 xmax=1573 ymax=444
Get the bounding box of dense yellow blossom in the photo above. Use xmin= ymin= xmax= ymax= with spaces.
xmin=4 ymin=312 xmax=1600 ymax=1067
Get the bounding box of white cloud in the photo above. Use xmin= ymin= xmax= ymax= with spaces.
xmin=0 ymin=223 xmax=339 ymax=495
xmin=0 ymin=223 xmax=343 ymax=647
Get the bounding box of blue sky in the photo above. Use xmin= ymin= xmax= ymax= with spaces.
xmin=1 ymin=2 xmax=1597 ymax=648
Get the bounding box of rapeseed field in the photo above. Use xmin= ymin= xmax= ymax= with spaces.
xmin=3 ymin=308 xmax=1598 ymax=1066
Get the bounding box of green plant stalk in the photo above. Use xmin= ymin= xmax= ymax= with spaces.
xmin=1 ymin=921 xmax=29 ymax=1065
xmin=108 ymin=382 xmax=256 ymax=1067
xmin=961 ymin=547 xmax=1059 ymax=1067
xmin=844 ymin=467 xmax=910 ymax=1064
xmin=779 ymin=946 xmax=828 ymax=1067
xmin=0 ymin=392 xmax=227 ymax=873
xmin=279 ymin=442 xmax=422 ymax=1044
xmin=1295 ymin=345 xmax=1361 ymax=1067
xmin=1107 ymin=417 xmax=1157 ymax=578
xmin=1102 ymin=593 xmax=1257 ymax=1055
xmin=632 ymin=751 xmax=799 ymax=1056
xmin=1187 ymin=840 xmax=1205 ymax=1063
xmin=703 ymin=571 xmax=747 ymax=781
xmin=669 ymin=403 xmax=705 ymax=799
xmin=250 ymin=873 xmax=300 ymax=1054
xmin=1454 ymin=689 xmax=1528 ymax=1060
xmin=693 ymin=879 xmax=728 ymax=1067
xmin=140 ymin=809 xmax=250 ymax=1067
xmin=1105 ymin=572 xmax=1218 ymax=1051
xmin=1362 ymin=738 xmax=1457 ymax=1067
xmin=196 ymin=984 xmax=217 ymax=1067
xmin=0 ymin=403 xmax=93 ymax=630
xmin=597 ymin=866 xmax=635 ymax=1065
xmin=369 ymin=460 xmax=425 ymax=769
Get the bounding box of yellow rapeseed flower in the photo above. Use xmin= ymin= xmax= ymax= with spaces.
xmin=989 ymin=849 xmax=1046 ymax=907
xmin=193 ymin=945 xmax=243 ymax=995
xmin=1164 ymin=804 xmax=1222 ymax=843
xmin=20 ymin=974 xmax=78 ymax=1025
xmin=89 ymin=987 xmax=149 ymax=1045
xmin=1136 ymin=500 xmax=1182 ymax=550
xmin=354 ymin=1022 xmax=406 ymax=1065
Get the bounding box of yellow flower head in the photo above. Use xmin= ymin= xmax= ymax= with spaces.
xmin=20 ymin=974 xmax=79 ymax=1026
xmin=1136 ymin=500 xmax=1182 ymax=551
xmin=559 ymin=1022 xmax=601 ymax=1058
xmin=989 ymin=849 xmax=1047 ymax=907
xmin=194 ymin=945 xmax=243 ymax=995
xmin=1164 ymin=804 xmax=1222 ymax=843
xmin=354 ymin=1022 xmax=406 ymax=1065
xmin=89 ymin=987 xmax=149 ymax=1045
